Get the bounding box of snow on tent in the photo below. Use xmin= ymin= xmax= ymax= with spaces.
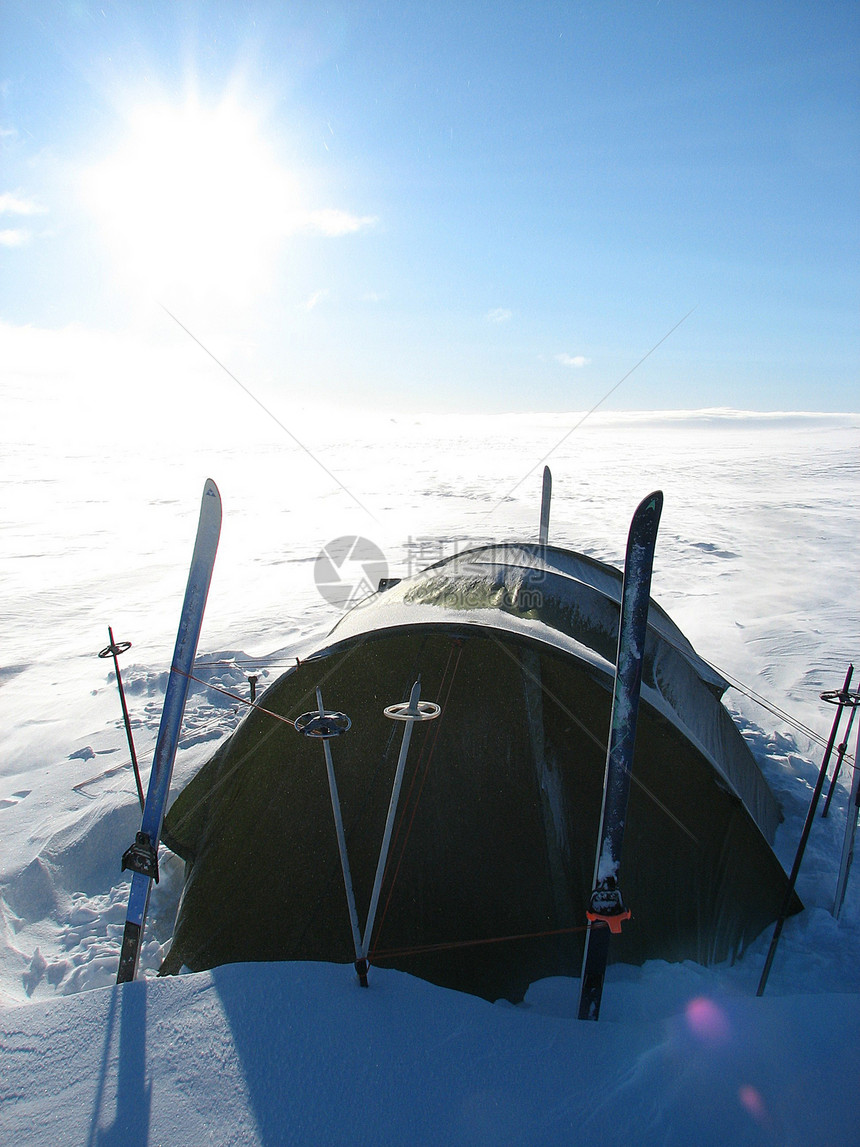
xmin=161 ymin=542 xmax=800 ymax=1002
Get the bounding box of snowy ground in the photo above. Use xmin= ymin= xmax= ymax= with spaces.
xmin=1 ymin=407 xmax=859 ymax=1144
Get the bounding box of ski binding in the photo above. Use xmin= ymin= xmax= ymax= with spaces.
xmin=585 ymin=881 xmax=631 ymax=934
xmin=121 ymin=831 xmax=160 ymax=883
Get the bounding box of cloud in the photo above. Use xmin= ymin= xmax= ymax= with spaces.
xmin=487 ymin=308 xmax=512 ymax=323
xmin=305 ymin=289 xmax=329 ymax=311
xmin=555 ymin=353 xmax=591 ymax=368
xmin=0 ymin=192 xmax=46 ymax=244
xmin=0 ymin=192 xmax=45 ymax=216
xmin=0 ymin=228 xmax=31 ymax=247
xmin=295 ymin=209 xmax=377 ymax=237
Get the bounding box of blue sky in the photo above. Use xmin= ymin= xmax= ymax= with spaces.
xmin=1 ymin=1 xmax=857 ymax=414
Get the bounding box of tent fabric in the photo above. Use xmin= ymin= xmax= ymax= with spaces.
xmin=319 ymin=544 xmax=781 ymax=841
xmin=334 ymin=544 xmax=730 ymax=696
xmin=161 ymin=545 xmax=799 ymax=1003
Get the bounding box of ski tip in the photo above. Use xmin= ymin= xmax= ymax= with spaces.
xmin=539 ymin=468 xmax=552 ymax=546
xmin=202 ymin=480 xmax=223 ymax=525
xmin=637 ymin=490 xmax=663 ymax=517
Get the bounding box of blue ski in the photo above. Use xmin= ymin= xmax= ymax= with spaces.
xmin=577 ymin=490 xmax=663 ymax=1020
xmin=117 ymin=478 xmax=222 ymax=984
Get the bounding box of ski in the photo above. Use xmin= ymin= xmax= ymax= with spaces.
xmin=116 ymin=479 xmax=222 ymax=984
xmin=539 ymin=466 xmax=552 ymax=545
xmin=577 ymin=490 xmax=663 ymax=1021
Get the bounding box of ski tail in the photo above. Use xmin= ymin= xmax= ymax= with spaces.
xmin=117 ymin=479 xmax=222 ymax=984
xmin=578 ymin=490 xmax=663 ymax=1020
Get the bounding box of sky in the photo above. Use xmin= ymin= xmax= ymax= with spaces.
xmin=0 ymin=0 xmax=858 ymax=419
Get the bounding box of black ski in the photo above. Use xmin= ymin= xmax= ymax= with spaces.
xmin=577 ymin=490 xmax=663 ymax=1020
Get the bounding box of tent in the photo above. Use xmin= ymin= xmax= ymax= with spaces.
xmin=161 ymin=543 xmax=799 ymax=1002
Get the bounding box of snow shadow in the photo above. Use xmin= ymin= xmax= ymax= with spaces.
xmin=86 ymin=979 xmax=151 ymax=1147
xmin=207 ymin=961 xmax=589 ymax=1145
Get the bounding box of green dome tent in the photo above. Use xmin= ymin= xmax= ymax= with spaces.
xmin=161 ymin=543 xmax=799 ymax=1002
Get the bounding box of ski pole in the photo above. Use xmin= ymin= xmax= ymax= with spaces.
xmin=295 ymin=690 xmax=364 ymax=981
xmin=359 ymin=680 xmax=440 ymax=979
xmin=833 ymin=700 xmax=860 ymax=917
xmin=756 ymin=665 xmax=854 ymax=997
xmin=99 ymin=627 xmax=144 ymax=810
xmin=822 ymin=693 xmax=858 ymax=818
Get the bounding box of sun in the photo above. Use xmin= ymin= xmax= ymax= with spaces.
xmin=83 ymin=96 xmax=302 ymax=305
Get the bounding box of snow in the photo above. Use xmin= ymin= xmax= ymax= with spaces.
xmin=4 ymin=961 xmax=860 ymax=1146
xmin=1 ymin=409 xmax=859 ymax=1144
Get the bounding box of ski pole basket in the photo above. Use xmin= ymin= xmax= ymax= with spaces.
xmin=295 ymin=709 xmax=352 ymax=738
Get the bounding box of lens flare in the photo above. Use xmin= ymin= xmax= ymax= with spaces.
xmin=82 ymin=94 xmax=373 ymax=307
xmin=684 ymin=996 xmax=731 ymax=1043
xmin=739 ymin=1083 xmax=769 ymax=1125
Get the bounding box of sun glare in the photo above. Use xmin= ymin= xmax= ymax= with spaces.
xmin=84 ymin=98 xmax=303 ymax=305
